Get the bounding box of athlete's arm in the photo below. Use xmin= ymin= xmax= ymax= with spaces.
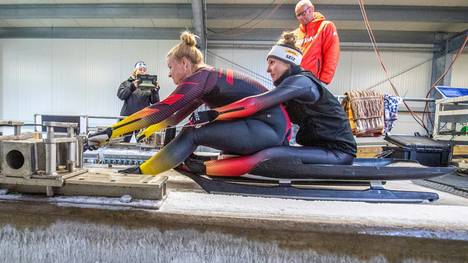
xmin=111 ymin=72 xmax=206 ymax=138
xmin=215 ymin=74 xmax=321 ymax=120
xmin=136 ymin=100 xmax=202 ymax=141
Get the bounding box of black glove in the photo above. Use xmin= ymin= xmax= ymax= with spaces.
xmin=85 ymin=127 xmax=113 ymax=151
xmin=118 ymin=166 xmax=142 ymax=174
xmin=151 ymin=87 xmax=160 ymax=95
xmin=189 ymin=110 xmax=219 ymax=127
xmin=151 ymin=78 xmax=159 ymax=87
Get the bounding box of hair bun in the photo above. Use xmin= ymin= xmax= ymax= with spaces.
xmin=281 ymin=32 xmax=296 ymax=46
xmin=180 ymin=31 xmax=197 ymax=47
xmin=276 ymin=31 xmax=300 ymax=51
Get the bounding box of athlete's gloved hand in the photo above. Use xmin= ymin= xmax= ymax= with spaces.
xmin=189 ymin=110 xmax=219 ymax=127
xmin=118 ymin=166 xmax=142 ymax=174
xmin=85 ymin=127 xmax=113 ymax=151
xmin=136 ymin=124 xmax=159 ymax=142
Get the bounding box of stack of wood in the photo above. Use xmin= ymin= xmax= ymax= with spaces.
xmin=342 ymin=90 xmax=385 ymax=137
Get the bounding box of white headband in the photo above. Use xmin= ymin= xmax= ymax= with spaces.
xmin=267 ymin=45 xmax=302 ymax=66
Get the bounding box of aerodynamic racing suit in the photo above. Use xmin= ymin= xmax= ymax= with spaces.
xmin=109 ymin=67 xmax=291 ymax=175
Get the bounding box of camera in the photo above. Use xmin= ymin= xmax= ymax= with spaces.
xmin=137 ymin=74 xmax=158 ymax=90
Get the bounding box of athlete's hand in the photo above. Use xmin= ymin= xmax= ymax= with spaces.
xmin=136 ymin=124 xmax=159 ymax=142
xmin=189 ymin=110 xmax=219 ymax=127
xmin=85 ymin=127 xmax=113 ymax=151
xmin=118 ymin=166 xmax=142 ymax=174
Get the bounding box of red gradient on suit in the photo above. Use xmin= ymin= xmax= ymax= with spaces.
xmin=178 ymin=81 xmax=197 ymax=87
xmin=205 ymin=152 xmax=267 ymax=176
xmin=215 ymin=97 xmax=261 ymax=120
xmin=226 ymin=70 xmax=234 ymax=85
xmin=280 ymin=105 xmax=292 ymax=141
xmin=161 ymin=94 xmax=184 ymax=105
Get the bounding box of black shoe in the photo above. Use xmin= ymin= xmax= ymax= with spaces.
xmin=118 ymin=166 xmax=142 ymax=174
xmin=184 ymin=155 xmax=207 ymax=175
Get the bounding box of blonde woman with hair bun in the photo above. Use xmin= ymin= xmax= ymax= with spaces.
xmin=87 ymin=31 xmax=291 ymax=176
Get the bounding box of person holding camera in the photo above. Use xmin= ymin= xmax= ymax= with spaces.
xmin=117 ymin=61 xmax=160 ymax=142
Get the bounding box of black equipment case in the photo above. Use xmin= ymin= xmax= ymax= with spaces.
xmin=384 ymin=134 xmax=451 ymax=167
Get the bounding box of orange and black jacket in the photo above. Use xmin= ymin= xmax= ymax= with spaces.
xmin=294 ymin=12 xmax=340 ymax=85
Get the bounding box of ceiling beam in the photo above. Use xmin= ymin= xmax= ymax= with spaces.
xmin=0 ymin=4 xmax=192 ymax=19
xmin=191 ymin=0 xmax=207 ymax=52
xmin=0 ymin=4 xmax=466 ymax=23
xmin=0 ymin=27 xmax=186 ymax=39
xmin=444 ymin=29 xmax=468 ymax=54
xmin=0 ymin=27 xmax=442 ymax=45
xmin=208 ymin=4 xmax=468 ymax=23
xmin=207 ymin=28 xmax=439 ymax=44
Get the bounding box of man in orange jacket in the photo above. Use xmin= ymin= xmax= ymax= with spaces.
xmin=294 ymin=0 xmax=340 ymax=85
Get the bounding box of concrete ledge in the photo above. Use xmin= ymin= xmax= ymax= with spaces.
xmin=1 ymin=169 xmax=468 ymax=241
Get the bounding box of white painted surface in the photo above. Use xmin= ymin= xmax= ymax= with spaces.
xmin=451 ymin=53 xmax=468 ymax=88
xmin=0 ymin=38 xmax=178 ymax=124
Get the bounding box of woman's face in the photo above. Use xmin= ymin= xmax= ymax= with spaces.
xmin=167 ymin=56 xmax=192 ymax=85
xmin=133 ymin=66 xmax=147 ymax=77
xmin=267 ymin=57 xmax=290 ymax=83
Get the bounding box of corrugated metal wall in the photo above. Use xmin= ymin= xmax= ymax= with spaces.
xmin=208 ymin=48 xmax=434 ymax=97
xmin=207 ymin=48 xmax=273 ymax=89
xmin=1 ymin=38 xmax=178 ymax=124
xmin=0 ymin=41 xmax=2 ymax=120
xmin=330 ymin=51 xmax=433 ymax=97
xmin=451 ymin=54 xmax=468 ymax=88
xmin=1 ymin=39 xmax=466 ymax=134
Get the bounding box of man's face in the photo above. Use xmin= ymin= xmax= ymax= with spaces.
xmin=295 ymin=5 xmax=313 ymax=25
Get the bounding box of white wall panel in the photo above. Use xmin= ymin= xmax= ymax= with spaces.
xmin=1 ymin=38 xmax=178 ymax=124
xmin=2 ymin=39 xmax=53 ymax=122
xmin=0 ymin=41 xmax=3 ymax=119
xmin=84 ymin=39 xmax=125 ymax=116
xmin=329 ymin=51 xmax=433 ymax=98
xmin=451 ymin=53 xmax=468 ymax=88
xmin=208 ymin=48 xmax=273 ymax=89
xmin=51 ymin=39 xmax=87 ymax=115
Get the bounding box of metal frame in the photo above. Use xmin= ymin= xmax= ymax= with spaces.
xmin=427 ymin=30 xmax=468 ymax=132
xmin=433 ymin=95 xmax=468 ymax=144
xmin=192 ymin=0 xmax=207 ymax=53
xmin=34 ymin=113 xmax=123 ymax=134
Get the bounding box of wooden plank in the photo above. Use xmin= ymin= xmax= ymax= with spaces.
xmin=453 ymin=145 xmax=468 ymax=156
xmin=356 ymin=146 xmax=382 ymax=158
xmin=63 ymin=172 xmax=167 ymax=200
xmin=0 ymin=170 xmax=167 ymax=200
